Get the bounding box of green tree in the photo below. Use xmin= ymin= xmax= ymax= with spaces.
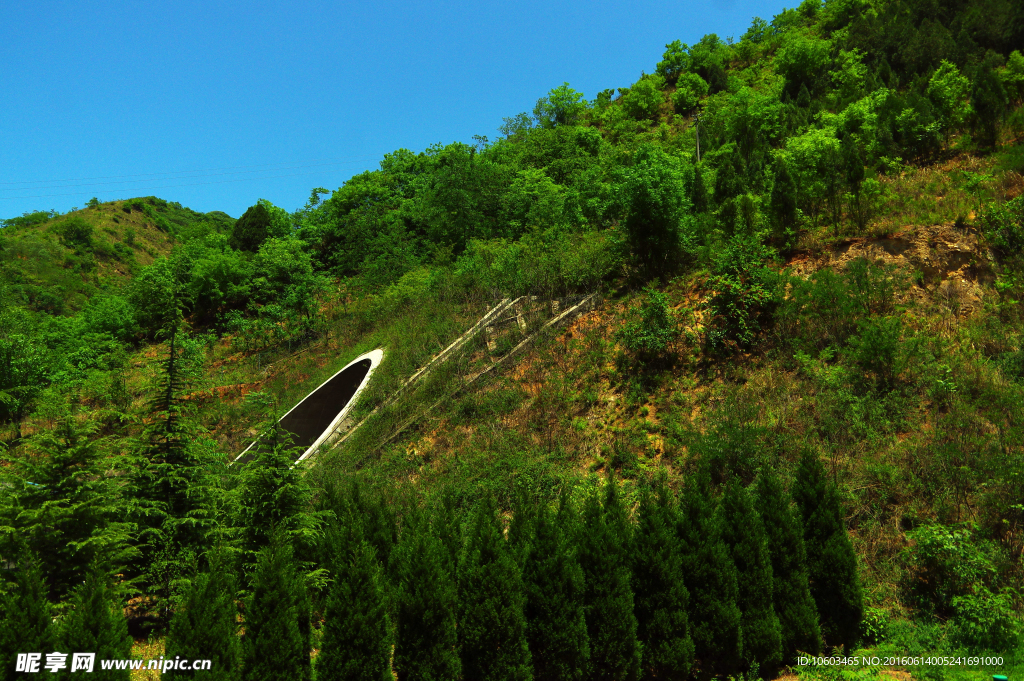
xmin=792 ymin=451 xmax=863 ymax=652
xmin=616 ymin=287 xmax=679 ymax=366
xmin=678 ymin=470 xmax=742 ymax=674
xmin=0 ymin=556 xmax=54 ymax=681
xmin=521 ymin=492 xmax=590 ymax=681
xmin=755 ymin=470 xmax=821 ymax=661
xmin=0 ymin=416 xmax=135 ymax=601
xmin=769 ymin=157 xmax=798 ymax=240
xmin=927 ymin=60 xmax=972 ymax=146
xmin=620 ymin=145 xmax=694 ymax=275
xmin=317 ymin=542 xmax=391 ymax=681
xmin=577 ymin=475 xmax=642 ymax=681
xmin=228 ymin=203 xmax=272 ymax=252
xmin=631 ymin=478 xmax=694 ymax=680
xmin=57 ymin=568 xmax=133 ymax=681
xmin=390 ymin=516 xmax=460 ymax=681
xmin=534 ymin=83 xmax=589 ymax=128
xmin=671 ymin=73 xmax=709 ymax=114
xmin=164 ymin=557 xmax=240 ymax=681
xmin=241 ymin=536 xmax=309 ymax=681
xmin=457 ymin=501 xmax=532 ymax=681
xmin=970 ymin=52 xmax=1008 ymax=149
xmin=622 ymin=74 xmax=666 ymax=121
xmin=719 ymin=479 xmax=782 ymax=670
xmin=656 ymin=40 xmax=689 ymax=83
xmin=52 ymin=216 xmax=94 ymax=252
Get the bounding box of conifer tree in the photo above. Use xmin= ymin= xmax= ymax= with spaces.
xmin=719 ymin=479 xmax=782 ymax=670
xmin=457 ymin=500 xmax=532 ymax=681
xmin=577 ymin=475 xmax=641 ymax=681
xmin=792 ymin=451 xmax=863 ymax=652
xmin=164 ymin=554 xmax=240 ymax=681
xmin=755 ymin=469 xmax=821 ymax=660
xmin=0 ymin=556 xmax=54 ymax=681
xmin=241 ymin=537 xmax=309 ymax=681
xmin=58 ymin=568 xmax=133 ymax=681
xmin=521 ymin=491 xmax=590 ymax=681
xmin=0 ymin=416 xmax=135 ymax=601
xmin=677 ymin=470 xmax=742 ymax=674
xmin=631 ymin=478 xmax=694 ymax=680
xmin=317 ymin=542 xmax=391 ymax=681
xmin=390 ymin=515 xmax=460 ymax=681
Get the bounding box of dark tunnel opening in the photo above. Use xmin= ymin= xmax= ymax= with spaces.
xmin=239 ymin=357 xmax=372 ymax=463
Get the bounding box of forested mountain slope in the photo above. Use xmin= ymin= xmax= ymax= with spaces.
xmin=3 ymin=0 xmax=1024 ymax=678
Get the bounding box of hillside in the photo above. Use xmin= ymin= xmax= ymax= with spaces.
xmin=3 ymin=0 xmax=1024 ymax=678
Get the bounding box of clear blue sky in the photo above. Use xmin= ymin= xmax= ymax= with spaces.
xmin=1 ymin=0 xmax=790 ymax=220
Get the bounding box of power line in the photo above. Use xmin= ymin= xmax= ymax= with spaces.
xmin=0 ymin=154 xmax=381 ymax=187
xmin=0 ymin=159 xmax=379 ymax=193
xmin=0 ymin=167 xmax=374 ymax=201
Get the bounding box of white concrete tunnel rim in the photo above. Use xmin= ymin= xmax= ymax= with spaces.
xmin=233 ymin=348 xmax=384 ymax=464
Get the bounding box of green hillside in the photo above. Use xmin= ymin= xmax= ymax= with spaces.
xmin=3 ymin=0 xmax=1024 ymax=678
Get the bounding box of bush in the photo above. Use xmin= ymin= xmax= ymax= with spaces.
xmin=616 ymin=287 xmax=679 ymax=365
xmin=51 ymin=217 xmax=94 ymax=252
xmin=704 ymin=236 xmax=780 ymax=352
xmin=622 ymin=74 xmax=667 ymax=121
xmin=672 ymin=73 xmax=710 ymax=114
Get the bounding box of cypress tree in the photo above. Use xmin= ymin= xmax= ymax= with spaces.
xmin=631 ymin=478 xmax=694 ymax=680
xmin=792 ymin=451 xmax=863 ymax=652
xmin=755 ymin=469 xmax=821 ymax=661
xmin=228 ymin=203 xmax=272 ymax=252
xmin=577 ymin=475 xmax=641 ymax=681
xmin=521 ymin=491 xmax=590 ymax=681
xmin=457 ymin=500 xmax=532 ymax=681
xmin=241 ymin=537 xmax=308 ymax=681
xmin=164 ymin=556 xmax=240 ymax=680
xmin=677 ymin=470 xmax=742 ymax=675
xmin=390 ymin=515 xmax=460 ymax=681
xmin=0 ymin=556 xmax=54 ymax=681
xmin=719 ymin=479 xmax=782 ymax=671
xmin=0 ymin=416 xmax=135 ymax=601
xmin=769 ymin=157 xmax=798 ymax=236
xmin=317 ymin=542 xmax=391 ymax=681
xmin=57 ymin=568 xmax=133 ymax=681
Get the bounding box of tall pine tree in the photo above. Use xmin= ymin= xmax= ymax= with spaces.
xmin=719 ymin=479 xmax=782 ymax=671
xmin=241 ymin=536 xmax=309 ymax=681
xmin=631 ymin=478 xmax=694 ymax=680
xmin=457 ymin=500 xmax=532 ymax=681
xmin=792 ymin=451 xmax=863 ymax=652
xmin=390 ymin=514 xmax=460 ymax=681
xmin=755 ymin=469 xmax=821 ymax=660
xmin=0 ymin=416 xmax=135 ymax=601
xmin=678 ymin=470 xmax=742 ymax=675
xmin=0 ymin=556 xmax=54 ymax=681
xmin=57 ymin=567 xmax=133 ymax=681
xmin=577 ymin=474 xmax=641 ymax=681
xmin=164 ymin=553 xmax=240 ymax=681
xmin=317 ymin=542 xmax=391 ymax=681
xmin=521 ymin=491 xmax=590 ymax=681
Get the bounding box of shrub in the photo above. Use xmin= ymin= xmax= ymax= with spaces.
xmin=704 ymin=236 xmax=780 ymax=352
xmin=616 ymin=286 xmax=679 ymax=365
xmin=672 ymin=73 xmax=710 ymax=114
xmin=52 ymin=216 xmax=94 ymax=252
xmin=622 ymin=74 xmax=667 ymax=121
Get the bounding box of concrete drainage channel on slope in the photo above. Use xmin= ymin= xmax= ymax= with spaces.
xmin=235 ymin=293 xmax=599 ymax=465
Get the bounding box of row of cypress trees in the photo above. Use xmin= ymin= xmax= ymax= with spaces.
xmin=0 ymin=448 xmax=860 ymax=681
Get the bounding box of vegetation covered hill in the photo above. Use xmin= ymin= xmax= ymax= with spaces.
xmin=3 ymin=0 xmax=1024 ymax=678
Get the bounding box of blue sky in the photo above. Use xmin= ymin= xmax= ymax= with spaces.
xmin=1 ymin=0 xmax=790 ymax=220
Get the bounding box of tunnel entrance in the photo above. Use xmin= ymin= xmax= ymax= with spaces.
xmin=278 ymin=358 xmax=371 ymax=452
xmin=235 ymin=349 xmax=383 ymax=464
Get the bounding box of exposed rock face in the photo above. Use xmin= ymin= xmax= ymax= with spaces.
xmin=785 ymin=222 xmax=997 ymax=315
